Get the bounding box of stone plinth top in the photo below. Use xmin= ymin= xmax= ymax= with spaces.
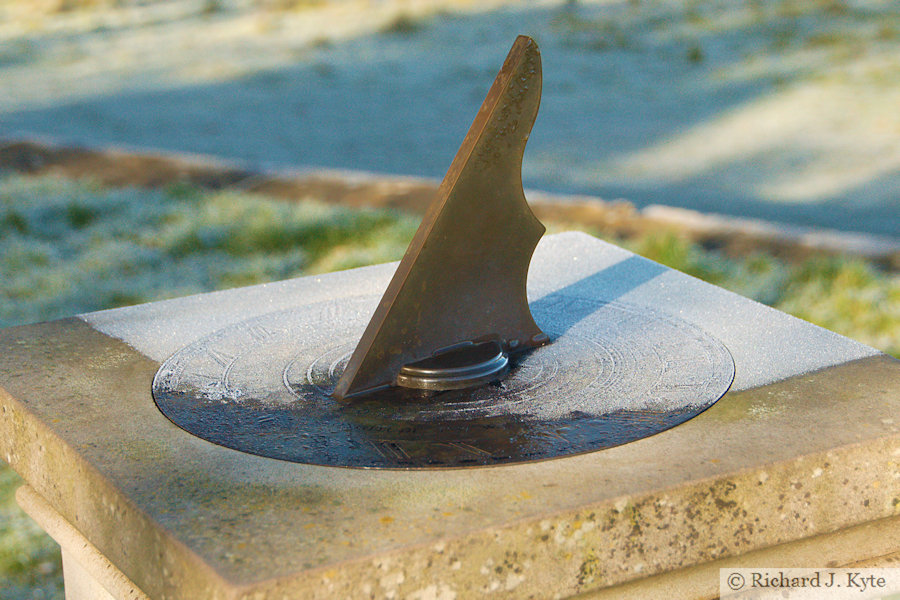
xmin=1 ymin=233 xmax=898 ymax=599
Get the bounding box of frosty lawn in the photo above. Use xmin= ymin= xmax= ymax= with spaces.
xmin=2 ymin=0 xmax=900 ymax=235
xmin=1 ymin=171 xmax=897 ymax=349
xmin=0 ymin=173 xmax=419 ymax=327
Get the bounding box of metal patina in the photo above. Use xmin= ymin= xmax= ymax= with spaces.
xmin=150 ymin=36 xmax=736 ymax=469
xmin=333 ymin=35 xmax=549 ymax=400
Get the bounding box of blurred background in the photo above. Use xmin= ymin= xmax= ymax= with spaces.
xmin=1 ymin=0 xmax=898 ymax=597
xmin=3 ymin=0 xmax=900 ymax=233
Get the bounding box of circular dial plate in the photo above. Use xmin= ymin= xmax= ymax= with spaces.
xmin=152 ymin=295 xmax=734 ymax=468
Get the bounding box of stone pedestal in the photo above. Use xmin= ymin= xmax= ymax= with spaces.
xmin=15 ymin=485 xmax=143 ymax=600
xmin=1 ymin=233 xmax=898 ymax=599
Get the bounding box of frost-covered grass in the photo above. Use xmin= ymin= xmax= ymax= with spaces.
xmin=0 ymin=172 xmax=418 ymax=327
xmin=0 ymin=468 xmax=63 ymax=600
xmin=625 ymin=231 xmax=900 ymax=358
xmin=0 ymin=172 xmax=897 ymax=598
xmin=2 ymin=0 xmax=900 ymax=235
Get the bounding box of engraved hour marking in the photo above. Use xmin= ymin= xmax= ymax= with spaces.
xmin=207 ymin=349 xmax=236 ymax=368
xmin=369 ymin=440 xmax=412 ymax=461
xmin=246 ymin=324 xmax=275 ymax=342
xmin=441 ymin=441 xmax=492 ymax=457
xmin=190 ymin=372 xmax=221 ymax=383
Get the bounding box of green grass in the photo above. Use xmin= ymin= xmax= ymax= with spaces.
xmin=0 ymin=469 xmax=63 ymax=600
xmin=625 ymin=231 xmax=899 ymax=357
xmin=0 ymin=172 xmax=419 ymax=327
xmin=0 ymin=172 xmax=897 ymax=598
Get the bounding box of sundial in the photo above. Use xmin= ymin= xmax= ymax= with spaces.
xmin=151 ymin=36 xmax=734 ymax=468
xmin=2 ymin=34 xmax=898 ymax=600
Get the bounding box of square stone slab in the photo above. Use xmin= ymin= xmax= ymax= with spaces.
xmin=1 ymin=232 xmax=898 ymax=599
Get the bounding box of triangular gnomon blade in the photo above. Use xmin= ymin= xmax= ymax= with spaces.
xmin=333 ymin=35 xmax=547 ymax=400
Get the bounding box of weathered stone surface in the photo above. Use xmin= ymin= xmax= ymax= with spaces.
xmin=1 ymin=233 xmax=898 ymax=599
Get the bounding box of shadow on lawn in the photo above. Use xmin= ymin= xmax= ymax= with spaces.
xmin=1 ymin=2 xmax=899 ymax=235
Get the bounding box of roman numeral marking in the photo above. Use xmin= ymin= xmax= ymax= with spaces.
xmin=246 ymin=324 xmax=274 ymax=342
xmin=441 ymin=441 xmax=492 ymax=457
xmin=207 ymin=349 xmax=236 ymax=368
xmin=369 ymin=440 xmax=411 ymax=461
